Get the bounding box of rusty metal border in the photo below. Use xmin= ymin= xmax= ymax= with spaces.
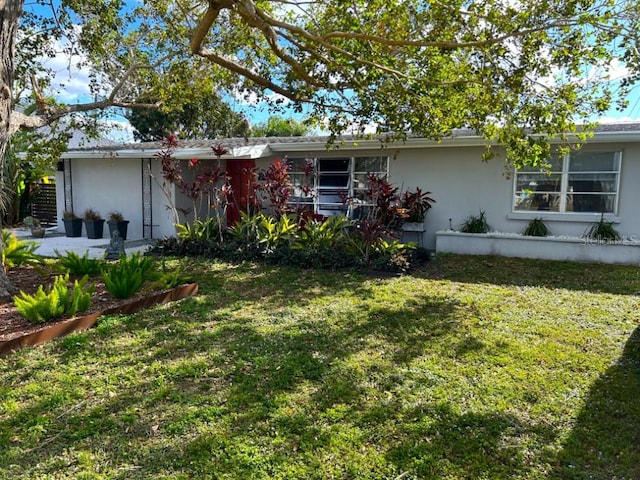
xmin=0 ymin=283 xmax=199 ymax=355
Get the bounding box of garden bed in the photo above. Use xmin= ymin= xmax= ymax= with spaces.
xmin=436 ymin=230 xmax=640 ymax=264
xmin=0 ymin=266 xmax=198 ymax=355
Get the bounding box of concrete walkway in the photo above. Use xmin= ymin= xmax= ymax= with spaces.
xmin=7 ymin=227 xmax=153 ymax=259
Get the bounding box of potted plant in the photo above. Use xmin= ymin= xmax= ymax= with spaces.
xmin=107 ymin=211 xmax=129 ymax=241
xmin=23 ymin=216 xmax=45 ymax=238
xmin=83 ymin=208 xmax=105 ymax=239
xmin=62 ymin=210 xmax=83 ymax=238
xmin=400 ymin=187 xmax=436 ymax=231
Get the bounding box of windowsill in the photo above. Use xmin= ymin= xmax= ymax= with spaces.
xmin=507 ymin=212 xmax=621 ymax=223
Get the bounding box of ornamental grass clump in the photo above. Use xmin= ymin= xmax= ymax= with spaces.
xmin=523 ymin=217 xmax=550 ymax=237
xmin=460 ymin=210 xmax=491 ymax=233
xmin=586 ymin=213 xmax=621 ymax=241
xmin=13 ymin=274 xmax=94 ymax=324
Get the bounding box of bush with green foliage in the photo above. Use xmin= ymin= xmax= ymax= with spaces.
xmin=13 ymin=274 xmax=94 ymax=324
xmin=258 ymin=214 xmax=299 ymax=250
xmin=102 ymin=252 xmax=156 ymax=299
xmin=460 ymin=211 xmax=491 ymax=233
xmin=151 ymin=209 xmax=431 ymax=272
xmin=55 ymin=250 xmax=105 ymax=276
xmin=176 ymin=217 xmax=221 ymax=241
xmin=293 ymin=215 xmax=351 ymax=251
xmin=1 ymin=229 xmax=44 ymax=272
xmin=523 ymin=217 xmax=550 ymax=237
xmin=586 ymin=214 xmax=621 ymax=241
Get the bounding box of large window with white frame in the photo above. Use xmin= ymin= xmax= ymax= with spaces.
xmin=288 ymin=156 xmax=389 ymax=216
xmin=513 ymin=150 xmax=621 ymax=214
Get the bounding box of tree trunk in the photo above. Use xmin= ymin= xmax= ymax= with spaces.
xmin=0 ymin=0 xmax=25 ymax=300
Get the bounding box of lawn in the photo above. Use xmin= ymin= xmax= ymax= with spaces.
xmin=1 ymin=254 xmax=639 ymax=479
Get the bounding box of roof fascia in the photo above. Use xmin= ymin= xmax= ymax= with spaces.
xmin=61 ymin=144 xmax=271 ymax=160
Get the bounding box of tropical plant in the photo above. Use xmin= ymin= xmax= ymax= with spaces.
xmin=13 ymin=274 xmax=93 ymax=323
xmin=523 ymin=217 xmax=550 ymax=237
xmin=370 ymin=238 xmax=417 ymax=272
xmin=102 ymin=252 xmax=156 ymax=299
xmin=227 ymin=211 xmax=265 ymax=248
xmin=460 ymin=211 xmax=491 ymax=234
xmin=347 ymin=218 xmax=390 ymax=265
xmin=22 ymin=216 xmax=40 ymax=229
xmin=55 ymin=250 xmax=105 ymax=276
xmin=176 ymin=217 xmax=220 ymax=242
xmin=586 ymin=214 xmax=621 ymax=241
xmin=293 ymin=215 xmax=351 ymax=251
xmin=1 ymin=230 xmax=44 ymax=272
xmin=258 ymin=157 xmax=294 ymax=219
xmin=400 ymin=188 xmax=436 ymax=223
xmin=363 ymin=173 xmax=404 ymax=231
xmin=257 ymin=214 xmax=299 ymax=250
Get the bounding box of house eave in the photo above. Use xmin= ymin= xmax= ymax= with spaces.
xmin=60 ymin=144 xmax=271 ymax=160
xmin=58 ymin=123 xmax=640 ymax=160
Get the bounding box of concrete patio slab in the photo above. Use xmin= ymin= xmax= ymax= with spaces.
xmin=7 ymin=228 xmax=152 ymax=259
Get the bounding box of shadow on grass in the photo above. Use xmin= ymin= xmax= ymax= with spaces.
xmin=4 ymin=258 xmax=637 ymax=478
xmin=553 ymin=325 xmax=640 ymax=479
xmin=0 ymin=265 xmax=466 ymax=478
xmin=420 ymin=254 xmax=640 ymax=295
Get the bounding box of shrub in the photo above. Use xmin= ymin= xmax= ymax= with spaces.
xmin=258 ymin=214 xmax=299 ymax=250
xmin=293 ymin=215 xmax=351 ymax=251
xmin=1 ymin=230 xmax=44 ymax=272
xmin=369 ymin=239 xmax=419 ymax=273
xmin=55 ymin=250 xmax=105 ymax=276
xmin=523 ymin=217 xmax=550 ymax=237
xmin=460 ymin=211 xmax=491 ymax=233
xmin=176 ymin=217 xmax=220 ymax=242
xmin=586 ymin=214 xmax=620 ymax=241
xmin=13 ymin=274 xmax=94 ymax=323
xmin=102 ymin=252 xmax=156 ymax=299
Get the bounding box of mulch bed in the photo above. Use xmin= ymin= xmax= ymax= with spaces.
xmin=0 ymin=265 xmax=197 ymax=354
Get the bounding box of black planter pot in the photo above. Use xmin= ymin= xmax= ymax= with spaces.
xmin=107 ymin=220 xmax=129 ymax=241
xmin=84 ymin=219 xmax=105 ymax=239
xmin=63 ymin=218 xmax=83 ymax=238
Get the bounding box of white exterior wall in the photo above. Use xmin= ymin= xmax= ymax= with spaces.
xmin=55 ymin=156 xmax=177 ymax=240
xmin=149 ymin=159 xmax=177 ymax=238
xmin=272 ymin=140 xmax=640 ymax=250
xmin=58 ymin=136 xmax=640 ymax=251
xmin=66 ymin=157 xmax=143 ymax=239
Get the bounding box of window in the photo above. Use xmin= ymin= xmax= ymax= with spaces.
xmin=513 ymin=151 xmax=621 ymax=214
xmin=288 ymin=156 xmax=389 ymax=216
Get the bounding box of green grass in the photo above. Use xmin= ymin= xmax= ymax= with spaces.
xmin=1 ymin=254 xmax=639 ymax=479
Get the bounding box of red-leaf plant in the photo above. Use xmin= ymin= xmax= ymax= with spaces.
xmin=156 ymin=137 xmax=231 ymax=240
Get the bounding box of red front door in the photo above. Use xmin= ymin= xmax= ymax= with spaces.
xmin=226 ymin=159 xmax=256 ymax=225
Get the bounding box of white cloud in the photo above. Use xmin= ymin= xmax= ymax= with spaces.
xmin=39 ymin=46 xmax=93 ymax=103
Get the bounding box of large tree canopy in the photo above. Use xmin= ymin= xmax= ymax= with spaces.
xmin=178 ymin=0 xmax=640 ymax=164
xmin=126 ymin=92 xmax=250 ymax=141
